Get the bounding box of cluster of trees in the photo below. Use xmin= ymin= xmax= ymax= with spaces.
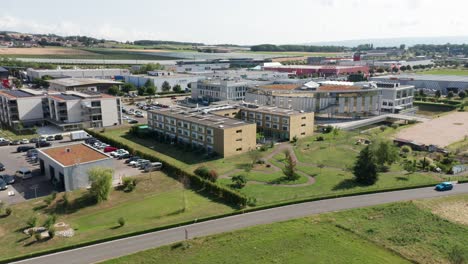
xmin=353 ymin=140 xmax=399 ymax=185
xmin=32 ymin=75 xmax=53 ymax=88
xmin=250 ymin=44 xmax=345 ymax=52
xmin=409 ymin=44 xmax=468 ymax=56
xmin=138 ymin=80 xmax=157 ymax=96
xmin=133 ymin=63 xmax=164 ymax=74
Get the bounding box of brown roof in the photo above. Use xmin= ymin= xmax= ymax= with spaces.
xmin=318 ymin=85 xmax=363 ymax=91
xmin=258 ymin=84 xmax=301 ymax=90
xmin=41 ymin=143 xmax=110 ymax=166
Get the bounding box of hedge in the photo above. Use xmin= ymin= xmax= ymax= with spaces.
xmin=414 ymin=101 xmax=457 ymax=110
xmin=85 ymin=129 xmax=247 ymax=207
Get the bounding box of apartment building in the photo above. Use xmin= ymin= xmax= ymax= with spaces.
xmin=147 ymin=108 xmax=256 ymax=157
xmin=377 ymin=82 xmax=415 ymax=114
xmin=191 ymin=79 xmax=251 ymax=102
xmin=213 ymin=104 xmax=314 ymax=140
xmin=0 ymin=88 xmax=121 ymax=131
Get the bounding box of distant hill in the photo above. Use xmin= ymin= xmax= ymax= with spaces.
xmin=306 ymin=36 xmax=468 ymax=48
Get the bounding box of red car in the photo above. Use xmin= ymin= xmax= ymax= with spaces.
xmin=103 ymin=146 xmax=118 ymax=153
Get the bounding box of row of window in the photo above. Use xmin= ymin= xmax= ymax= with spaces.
xmin=149 ymin=113 xmax=214 ymax=135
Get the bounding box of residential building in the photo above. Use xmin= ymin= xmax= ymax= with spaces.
xmin=377 ymin=82 xmax=415 ymax=113
xmin=191 ymin=79 xmax=252 ymax=102
xmin=147 ymin=107 xmax=256 ymax=157
xmin=37 ymin=143 xmax=114 ymax=191
xmin=27 ymin=68 xmax=130 ymax=81
xmin=370 ymin=74 xmax=468 ymax=94
xmin=47 ymin=78 xmax=122 ymax=93
xmin=0 ymin=88 xmax=122 ymax=131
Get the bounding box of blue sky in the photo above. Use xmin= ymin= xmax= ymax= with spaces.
xmin=1 ymin=0 xmax=467 ymax=44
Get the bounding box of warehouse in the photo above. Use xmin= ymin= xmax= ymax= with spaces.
xmin=37 ymin=143 xmax=115 ymax=192
xmin=27 ymin=68 xmax=130 ymax=81
xmin=47 ymin=78 xmax=121 ymax=93
xmin=262 ymin=65 xmax=369 ymax=77
xmin=124 ymin=71 xmax=203 ymax=91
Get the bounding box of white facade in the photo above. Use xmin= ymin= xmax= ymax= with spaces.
xmin=377 ymin=83 xmax=415 ymax=113
xmin=27 ymin=68 xmax=130 ymax=81
xmin=124 ymin=74 xmax=204 ymax=91
xmin=176 ymin=63 xmax=229 ymax=73
xmin=191 ymin=80 xmax=249 ymax=102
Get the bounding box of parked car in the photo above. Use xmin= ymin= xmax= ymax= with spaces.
xmin=0 ymin=140 xmax=10 ymax=146
xmin=125 ymin=156 xmax=140 ymax=164
xmin=15 ymin=168 xmax=32 ymax=179
xmin=0 ymin=179 xmax=7 ymax=190
xmin=10 ymin=140 xmax=20 ymax=145
xmin=85 ymin=137 xmax=98 ymax=145
xmin=135 ymin=113 xmax=144 ymax=118
xmin=0 ymin=174 xmax=15 ymax=184
xmin=30 ymin=155 xmax=38 ymax=163
xmin=103 ymin=146 xmax=118 ymax=153
xmin=29 ymin=138 xmax=39 ymax=143
xmin=36 ymin=141 xmax=51 ymax=148
xmin=0 ymin=162 xmax=4 ymax=171
xmin=137 ymin=160 xmax=151 ymax=169
xmin=128 ymin=119 xmax=138 ymax=124
xmin=27 ymin=149 xmax=38 ymax=157
xmin=435 ymin=182 xmax=453 ymax=191
xmin=46 ymin=135 xmax=55 ymax=141
xmin=143 ymin=162 xmax=163 ymax=172
xmin=129 ymin=159 xmax=144 ymax=167
xmin=54 ymin=134 xmax=64 ymax=140
xmin=17 ymin=145 xmax=35 ymax=152
xmin=20 ymin=138 xmax=29 ymax=144
xmin=110 ymin=149 xmax=129 ymax=158
xmin=118 ymin=153 xmax=131 ymax=159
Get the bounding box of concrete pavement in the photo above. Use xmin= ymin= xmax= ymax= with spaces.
xmin=13 ymin=183 xmax=468 ymax=264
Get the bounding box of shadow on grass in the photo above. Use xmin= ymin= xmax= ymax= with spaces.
xmin=396 ymin=176 xmax=409 ymax=181
xmin=236 ymin=163 xmax=253 ymax=171
xmin=45 ymin=193 xmax=97 ymax=215
xmin=332 ymin=179 xmax=369 ymax=191
xmin=268 ymin=174 xmax=302 ymax=185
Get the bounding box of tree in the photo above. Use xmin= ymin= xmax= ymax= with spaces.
xmin=403 ymin=160 xmax=416 ymax=174
xmin=231 ymin=175 xmax=247 ymax=189
xmin=458 ymin=91 xmax=466 ymax=99
xmin=447 ymin=91 xmax=454 ymax=99
xmin=88 ymin=167 xmax=114 ymax=203
xmin=353 ymin=146 xmax=378 ymax=185
xmin=162 ymin=81 xmax=171 ymax=92
xmin=121 ymin=83 xmax=136 ymax=93
xmin=118 ymin=217 xmax=126 ymax=227
xmin=145 ymin=85 xmax=156 ymax=95
xmin=248 ymin=150 xmax=262 ymax=165
xmin=107 ymin=85 xmax=119 ymax=96
xmin=371 ymin=140 xmax=399 ymax=171
xmin=399 ymin=44 xmax=406 ymax=50
xmin=173 ymin=84 xmax=182 ymax=93
xmin=283 ymin=150 xmax=298 ymax=181
xmin=418 ymin=89 xmax=425 ymax=97
xmin=137 ymin=86 xmax=146 ymax=96
xmin=435 ymin=90 xmax=441 ymax=98
xmin=12 ymin=78 xmax=22 ymax=88
xmin=399 ymin=65 xmax=407 ymax=71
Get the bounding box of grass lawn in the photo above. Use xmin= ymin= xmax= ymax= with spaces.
xmin=103 ymin=218 xmax=409 ymax=264
xmin=0 ymin=129 xmax=39 ymax=141
xmin=419 ymin=68 xmax=468 ymax=76
xmin=0 ymin=172 xmax=233 ymax=261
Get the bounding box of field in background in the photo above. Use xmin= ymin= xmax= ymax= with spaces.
xmin=419 ymin=68 xmax=468 ymax=76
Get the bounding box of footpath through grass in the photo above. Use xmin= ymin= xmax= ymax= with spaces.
xmin=104 ymin=195 xmax=468 ymax=264
xmin=0 ymin=172 xmax=233 ymax=261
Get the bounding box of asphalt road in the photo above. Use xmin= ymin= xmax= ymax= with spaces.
xmin=14 ymin=183 xmax=468 ymax=264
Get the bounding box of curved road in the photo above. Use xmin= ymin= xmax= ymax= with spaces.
xmin=14 ymin=183 xmax=468 ymax=264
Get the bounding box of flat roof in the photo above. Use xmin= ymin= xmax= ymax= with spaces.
xmin=0 ymin=89 xmax=39 ymax=99
xmin=372 ymin=74 xmax=468 ymax=82
xmin=317 ymin=85 xmax=366 ymax=92
xmin=257 ymin=84 xmax=301 ymax=90
xmin=263 ymin=65 xmax=367 ymax=70
xmin=47 ymin=78 xmax=121 ymax=87
xmin=49 ymin=94 xmax=82 ymax=101
xmin=40 ymin=143 xmax=110 ymax=167
xmin=237 ymin=105 xmax=309 ymax=116
xmin=149 ymin=108 xmax=251 ymax=129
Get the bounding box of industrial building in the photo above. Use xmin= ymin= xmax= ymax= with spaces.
xmin=37 ymin=143 xmax=114 ymax=191
xmin=191 ymin=79 xmax=254 ymax=102
xmin=0 ymin=88 xmax=122 ymax=131
xmin=176 ymin=60 xmax=230 ymax=73
xmin=47 ymin=78 xmax=122 ymax=93
xmin=124 ymin=71 xmax=203 ymax=91
xmin=370 ymin=74 xmax=468 ymax=94
xmin=27 ymin=68 xmax=130 ymax=81
xmin=262 ymin=65 xmax=369 ymax=77
xmin=147 ymin=107 xmax=256 ymax=157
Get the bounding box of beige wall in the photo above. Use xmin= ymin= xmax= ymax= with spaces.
xmin=289 ymin=112 xmax=314 ymax=139
xmin=100 ymin=98 xmax=120 ymax=127
xmin=17 ymin=97 xmax=44 ymax=121
xmin=214 ymin=123 xmax=256 ymax=157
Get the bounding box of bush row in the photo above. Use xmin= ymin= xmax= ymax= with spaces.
xmin=85 ymin=129 xmax=247 ymax=207
xmin=414 ymin=101 xmax=458 ymax=110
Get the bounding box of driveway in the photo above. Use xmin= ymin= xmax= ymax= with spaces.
xmin=12 ymin=183 xmax=468 ymax=264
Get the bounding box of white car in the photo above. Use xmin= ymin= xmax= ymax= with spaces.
xmin=128 ymin=159 xmax=143 ymax=166
xmin=20 ymin=139 xmax=29 ymax=144
xmin=110 ymin=149 xmax=129 ymax=157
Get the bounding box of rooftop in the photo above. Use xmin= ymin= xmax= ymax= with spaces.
xmin=371 ymin=74 xmax=468 ymax=82
xmin=263 ymin=65 xmax=367 ymax=70
xmin=150 ymin=107 xmax=251 ymax=129
xmin=40 ymin=143 xmax=110 ymax=167
xmin=47 ymin=78 xmax=121 ymax=87
xmin=236 ymin=105 xmax=308 ymax=116
xmin=317 ymin=85 xmax=365 ymax=92
xmin=256 ymin=84 xmax=301 ymax=91
xmin=0 ymin=89 xmax=38 ymax=99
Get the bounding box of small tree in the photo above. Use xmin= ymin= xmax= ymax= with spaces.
xmin=231 ymin=175 xmax=247 ymax=189
xmin=88 ymin=167 xmax=114 ymax=203
xmin=162 ymin=81 xmax=171 ymax=92
xmin=372 ymin=140 xmax=399 ymax=171
xmin=121 ymin=83 xmax=136 ymax=93
xmin=353 ymin=146 xmax=378 ymax=185
xmin=435 ymin=90 xmax=441 ymax=98
xmin=403 ymin=160 xmax=416 ymax=174
xmin=146 ymin=85 xmax=156 ymax=95
xmin=447 ymin=91 xmax=454 ymax=99
xmin=34 ymin=232 xmax=42 ymax=242
xmin=248 ymin=150 xmax=262 ymax=165
xmin=173 ymin=84 xmax=182 ymax=93
xmin=458 ymin=91 xmax=466 ymax=99
xmin=62 ymin=192 xmax=69 ymax=209
xmin=44 ymin=214 xmax=57 ymax=228
xmin=283 ymin=150 xmax=298 ymax=181
xmin=118 ymin=217 xmax=126 ymax=227
xmin=107 ymin=85 xmax=119 ymax=96
xmin=400 ymin=145 xmax=412 ymax=154
xmin=48 ymin=227 xmax=56 ymax=239
xmin=208 ymin=170 xmax=218 ymax=182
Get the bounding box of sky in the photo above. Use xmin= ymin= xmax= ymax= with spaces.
xmin=1 ymin=0 xmax=468 ymax=45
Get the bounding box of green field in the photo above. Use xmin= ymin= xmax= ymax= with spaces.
xmin=104 ymin=195 xmax=468 ymax=264
xmin=242 ymin=50 xmax=344 ymax=57
xmin=419 ymin=68 xmax=468 ymax=76
xmin=0 ymin=172 xmax=233 ymax=261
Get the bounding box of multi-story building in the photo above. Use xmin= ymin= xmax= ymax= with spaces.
xmin=0 ymin=88 xmax=121 ymax=131
xmin=212 ymin=104 xmax=314 ymax=140
xmin=191 ymin=79 xmax=252 ymax=102
xmin=377 ymin=82 xmax=415 ymax=114
xmin=27 ymin=68 xmax=130 ymax=81
xmin=124 ymin=71 xmax=204 ymax=91
xmin=147 ymin=107 xmax=256 ymax=157
xmin=47 ymin=78 xmax=122 ymax=93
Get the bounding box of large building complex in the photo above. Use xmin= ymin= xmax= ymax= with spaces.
xmin=262 ymin=65 xmax=369 ymax=77
xmin=370 ymin=74 xmax=468 ymax=94
xmin=191 ymin=79 xmax=253 ymax=102
xmin=0 ymin=88 xmax=122 ymax=131
xmin=147 ymin=107 xmax=256 ymax=157
xmin=47 ymin=78 xmax=122 ymax=93
xmin=124 ymin=71 xmax=203 ymax=91
xmin=27 ymin=68 xmax=130 ymax=81
xmin=37 ymin=143 xmax=114 ymax=191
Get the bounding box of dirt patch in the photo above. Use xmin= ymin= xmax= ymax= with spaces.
xmin=0 ymin=47 xmax=96 ymax=55
xmin=431 ymin=201 xmax=468 ymax=225
xmin=396 ymin=112 xmax=468 ymax=147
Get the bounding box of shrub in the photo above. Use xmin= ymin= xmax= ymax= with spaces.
xmin=379 ymin=125 xmax=387 ymax=131
xmin=27 ymin=216 xmax=38 ymax=228
xmin=316 ymin=136 xmax=324 ymax=141
xmin=62 ymin=192 xmax=70 ymax=209
xmin=401 ymin=146 xmax=412 ymax=154
xmin=232 ymin=175 xmax=247 ymax=189
xmin=5 ymin=207 xmax=11 ymax=216
xmin=118 ymin=217 xmax=126 ymax=227
xmin=48 ymin=227 xmax=55 ymax=239
xmin=122 ymin=177 xmax=137 ymax=192
xmin=419 ymin=157 xmax=433 ymax=170
xmin=391 ymin=123 xmax=399 ymax=129
xmin=34 ymin=232 xmax=42 ymax=242
xmin=322 ymin=125 xmax=334 ymax=133
xmin=208 ymin=170 xmax=218 ymax=183
xmin=44 ymin=214 xmax=57 ymax=228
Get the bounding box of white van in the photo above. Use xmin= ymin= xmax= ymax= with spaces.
xmin=144 ymin=162 xmax=163 ymax=172
xmin=16 ymin=168 xmax=32 ymax=179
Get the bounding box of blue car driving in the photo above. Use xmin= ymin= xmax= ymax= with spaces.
xmin=435 ymin=182 xmax=453 ymax=191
